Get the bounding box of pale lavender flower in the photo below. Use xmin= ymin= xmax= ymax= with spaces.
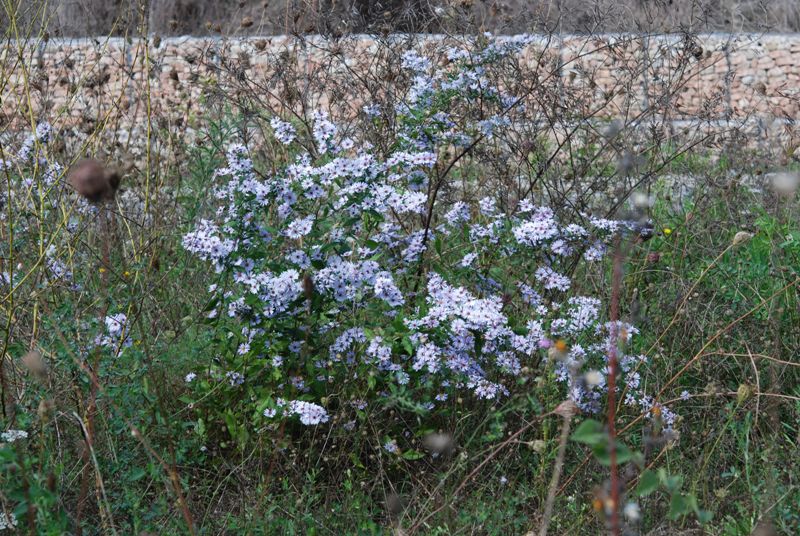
xmin=460 ymin=252 xmax=478 ymax=267
xmin=312 ymin=111 xmax=337 ymax=154
xmin=413 ymin=343 xmax=441 ymax=373
xmin=288 ymin=400 xmax=329 ymax=425
xmin=285 ymin=215 xmax=315 ymax=239
xmin=445 ymin=202 xmax=471 ymax=225
xmin=105 ymin=313 xmax=127 ymax=337
xmin=286 ymin=249 xmax=311 ymax=269
xmin=362 ymin=103 xmax=381 ymax=117
xmin=374 ymin=272 xmax=405 ymax=307
xmin=584 ymin=241 xmax=606 ymax=261
xmin=400 ymin=50 xmax=431 ymax=72
xmin=270 ymin=117 xmax=296 ymax=144
xmin=513 ymin=207 xmax=558 ymax=247
xmin=1 ymin=429 xmax=28 ymax=442
xmin=535 ymin=267 xmax=571 ymax=291
xmin=0 ymin=512 xmax=18 ymax=530
xmin=226 ymin=371 xmax=244 ymax=387
xmin=517 ymin=282 xmax=541 ymax=306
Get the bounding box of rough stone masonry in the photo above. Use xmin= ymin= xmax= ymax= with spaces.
xmin=2 ymin=33 xmax=799 ymax=155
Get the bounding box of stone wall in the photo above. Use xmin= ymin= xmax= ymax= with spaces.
xmin=2 ymin=34 xmax=799 ymax=153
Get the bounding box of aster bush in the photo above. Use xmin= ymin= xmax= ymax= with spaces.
xmin=181 ymin=36 xmax=676 ymax=450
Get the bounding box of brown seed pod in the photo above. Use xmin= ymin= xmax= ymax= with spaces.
xmin=303 ymin=273 xmax=315 ymax=301
xmin=67 ymin=159 xmax=120 ymax=202
xmin=22 ymin=350 xmax=47 ymax=382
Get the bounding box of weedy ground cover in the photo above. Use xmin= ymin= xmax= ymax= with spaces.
xmin=1 ymin=4 xmax=799 ymax=535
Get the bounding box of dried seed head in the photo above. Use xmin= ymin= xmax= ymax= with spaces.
xmin=22 ymin=350 xmax=47 ymax=381
xmin=554 ymin=399 xmax=578 ymax=418
xmin=584 ymin=370 xmax=604 ymax=387
xmin=751 ymin=521 xmax=779 ymax=536
xmin=623 ymin=502 xmax=641 ymax=521
xmin=67 ymin=159 xmax=120 ymax=202
xmin=771 ymin=171 xmax=799 ymax=197
xmin=422 ymin=432 xmax=454 ymax=454
xmin=386 ymin=493 xmax=404 ymax=517
xmin=631 ymin=191 xmax=654 ymax=210
xmin=548 ymin=345 xmax=567 ymax=362
xmin=303 ymin=274 xmax=314 ymax=300
xmin=732 ymin=231 xmax=753 ymax=246
xmin=38 ymin=399 xmax=55 ymax=423
xmin=736 ymin=383 xmax=753 ymax=404
xmin=528 ymin=439 xmax=546 ymax=453
xmin=603 ymin=119 xmax=623 ymax=139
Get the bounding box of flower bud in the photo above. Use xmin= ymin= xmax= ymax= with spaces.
xmin=736 ymin=383 xmax=753 ymax=404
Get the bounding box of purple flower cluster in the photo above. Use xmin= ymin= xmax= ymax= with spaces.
xmin=95 ymin=313 xmax=132 ymax=350
xmin=262 ymin=399 xmax=330 ymax=425
xmin=182 ymin=35 xmax=676 ymax=434
xmin=270 ymin=117 xmax=297 ymax=145
xmin=287 ymin=400 xmax=331 ymax=425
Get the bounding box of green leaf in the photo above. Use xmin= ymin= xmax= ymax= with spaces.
xmin=402 ymin=449 xmax=425 ymax=460
xmin=635 ymin=470 xmax=659 ymax=497
xmin=224 ymin=411 xmax=237 ymax=437
xmin=401 ymin=336 xmax=414 ymax=356
xmin=128 ymin=467 xmax=147 ymax=481
xmin=591 ymin=441 xmax=633 ymax=466
xmin=697 ymin=509 xmax=714 ymax=524
xmin=237 ymin=426 xmax=250 ymax=447
xmin=570 ymin=419 xmax=605 ymax=446
xmin=668 ymin=493 xmax=690 ymax=520
xmin=349 ymin=452 xmax=366 ymax=469
xmin=659 ymin=468 xmax=683 ymax=492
